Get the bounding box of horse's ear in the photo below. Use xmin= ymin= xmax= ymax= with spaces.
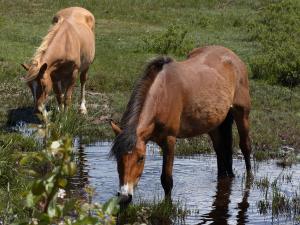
xmin=21 ymin=63 xmax=29 ymax=71
xmin=38 ymin=63 xmax=48 ymax=78
xmin=39 ymin=63 xmax=47 ymax=74
xmin=110 ymin=120 xmax=122 ymax=136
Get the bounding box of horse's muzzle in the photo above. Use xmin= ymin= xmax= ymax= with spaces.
xmin=117 ymin=192 xmax=132 ymax=205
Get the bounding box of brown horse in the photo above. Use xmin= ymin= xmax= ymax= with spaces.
xmin=110 ymin=46 xmax=251 ymax=204
xmin=21 ymin=7 xmax=95 ymax=116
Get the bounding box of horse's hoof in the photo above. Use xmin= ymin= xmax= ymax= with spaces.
xmin=79 ymin=108 xmax=87 ymax=115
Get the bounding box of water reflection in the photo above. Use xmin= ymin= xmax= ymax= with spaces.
xmin=198 ymin=174 xmax=252 ymax=225
xmin=198 ymin=177 xmax=233 ymax=224
xmin=236 ymin=174 xmax=252 ymax=225
xmin=68 ymin=140 xmax=90 ymax=199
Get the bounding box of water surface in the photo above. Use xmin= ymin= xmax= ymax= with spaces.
xmin=71 ymin=141 xmax=300 ymax=225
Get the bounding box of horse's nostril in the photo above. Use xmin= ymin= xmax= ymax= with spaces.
xmin=117 ymin=192 xmax=120 ymax=196
xmin=128 ymin=194 xmax=133 ymax=202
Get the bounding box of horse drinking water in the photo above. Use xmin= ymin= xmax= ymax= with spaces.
xmin=21 ymin=7 xmax=95 ymax=116
xmin=110 ymin=46 xmax=251 ymax=204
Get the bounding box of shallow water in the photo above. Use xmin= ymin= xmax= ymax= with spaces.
xmin=70 ymin=141 xmax=300 ymax=225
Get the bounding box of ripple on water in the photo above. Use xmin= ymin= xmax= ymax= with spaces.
xmin=70 ymin=141 xmax=300 ymax=225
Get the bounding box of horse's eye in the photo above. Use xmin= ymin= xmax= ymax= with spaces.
xmin=137 ymin=156 xmax=145 ymax=164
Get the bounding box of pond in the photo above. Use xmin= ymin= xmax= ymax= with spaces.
xmin=70 ymin=140 xmax=300 ymax=225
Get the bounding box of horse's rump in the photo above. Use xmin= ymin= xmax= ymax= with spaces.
xmin=53 ymin=7 xmax=95 ymax=31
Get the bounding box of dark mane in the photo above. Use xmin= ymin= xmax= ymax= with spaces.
xmin=110 ymin=56 xmax=173 ymax=160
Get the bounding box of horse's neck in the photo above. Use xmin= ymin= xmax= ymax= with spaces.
xmin=136 ymin=83 xmax=163 ymax=141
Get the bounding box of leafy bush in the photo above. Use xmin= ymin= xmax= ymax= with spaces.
xmin=15 ymin=137 xmax=119 ymax=225
xmin=0 ymin=115 xmax=119 ymax=225
xmin=142 ymin=24 xmax=194 ymax=56
xmin=248 ymin=0 xmax=300 ymax=86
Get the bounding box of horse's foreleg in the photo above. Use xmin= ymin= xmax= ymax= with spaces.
xmin=159 ymin=136 xmax=176 ymax=200
xmin=79 ymin=69 xmax=88 ymax=114
xmin=233 ymin=107 xmax=251 ymax=171
xmin=64 ymin=70 xmax=78 ymax=110
xmin=53 ymin=81 xmax=64 ymax=111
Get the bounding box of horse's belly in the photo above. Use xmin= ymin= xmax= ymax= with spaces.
xmin=177 ymin=101 xmax=231 ymax=138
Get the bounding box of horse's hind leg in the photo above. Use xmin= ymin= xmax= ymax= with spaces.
xmin=158 ymin=136 xmax=176 ymax=200
xmin=209 ymin=110 xmax=234 ymax=178
xmin=79 ymin=69 xmax=88 ymax=114
xmin=233 ymin=106 xmax=251 ymax=171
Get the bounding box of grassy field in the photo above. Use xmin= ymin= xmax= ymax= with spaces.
xmin=0 ymin=0 xmax=299 ymax=223
xmin=1 ymin=0 xmax=299 ymax=151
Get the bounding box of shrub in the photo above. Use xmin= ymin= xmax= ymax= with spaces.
xmin=248 ymin=0 xmax=300 ymax=86
xmin=142 ymin=24 xmax=194 ymax=56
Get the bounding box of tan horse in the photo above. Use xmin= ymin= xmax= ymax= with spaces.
xmin=21 ymin=7 xmax=95 ymax=116
xmin=110 ymin=46 xmax=251 ymax=204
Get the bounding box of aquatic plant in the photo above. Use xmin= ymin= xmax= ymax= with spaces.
xmin=118 ymin=197 xmax=187 ymax=225
xmin=256 ymin=173 xmax=300 ymax=222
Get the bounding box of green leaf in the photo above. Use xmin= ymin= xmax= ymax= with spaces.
xmin=47 ymin=201 xmax=59 ymax=218
xmin=32 ymin=180 xmax=45 ymax=195
xmin=103 ymin=197 xmax=120 ymax=215
xmin=26 ymin=192 xmax=35 ymax=207
xmin=58 ymin=178 xmax=68 ymax=188
xmin=63 ymin=162 xmax=77 ymax=176
xmin=69 ymin=162 xmax=76 ymax=176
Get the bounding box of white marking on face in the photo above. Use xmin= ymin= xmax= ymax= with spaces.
xmin=120 ymin=183 xmax=134 ymax=196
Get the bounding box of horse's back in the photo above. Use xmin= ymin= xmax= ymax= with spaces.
xmin=187 ymin=46 xmax=250 ymax=109
xmin=51 ymin=7 xmax=95 ymax=69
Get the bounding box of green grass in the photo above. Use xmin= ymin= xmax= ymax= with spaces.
xmin=0 ymin=0 xmax=299 ymax=156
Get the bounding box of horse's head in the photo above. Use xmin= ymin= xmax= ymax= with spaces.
xmin=110 ymin=121 xmax=146 ymax=204
xmin=21 ymin=62 xmax=51 ymax=116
